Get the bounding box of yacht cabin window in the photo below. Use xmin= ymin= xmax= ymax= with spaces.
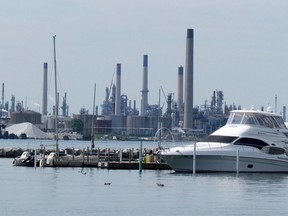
xmin=227 ymin=112 xmax=286 ymax=129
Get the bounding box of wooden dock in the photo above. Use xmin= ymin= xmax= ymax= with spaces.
xmin=51 ymin=160 xmax=170 ymax=170
xmin=97 ymin=161 xmax=170 ymax=170
xmin=10 ymin=146 xmax=171 ymax=170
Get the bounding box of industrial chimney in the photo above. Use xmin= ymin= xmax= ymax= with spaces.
xmin=184 ymin=29 xmax=194 ymax=129
xmin=42 ymin=62 xmax=48 ymax=116
xmin=178 ymin=66 xmax=184 ymax=116
xmin=115 ymin=63 xmax=121 ymax=115
xmin=1 ymin=83 xmax=4 ymax=110
xmin=141 ymin=54 xmax=149 ymax=116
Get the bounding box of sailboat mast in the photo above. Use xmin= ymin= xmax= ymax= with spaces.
xmin=53 ymin=35 xmax=59 ymax=153
xmin=91 ymin=83 xmax=96 ymax=149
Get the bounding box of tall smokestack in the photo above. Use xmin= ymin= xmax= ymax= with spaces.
xmin=42 ymin=63 xmax=48 ymax=115
xmin=283 ymin=106 xmax=286 ymax=122
xmin=1 ymin=83 xmax=4 ymax=110
xmin=178 ymin=66 xmax=184 ymax=115
xmin=184 ymin=29 xmax=194 ymax=129
xmin=115 ymin=63 xmax=121 ymax=115
xmin=141 ymin=54 xmax=149 ymax=116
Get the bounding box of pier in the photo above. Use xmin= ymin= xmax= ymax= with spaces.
xmin=3 ymin=147 xmax=171 ymax=170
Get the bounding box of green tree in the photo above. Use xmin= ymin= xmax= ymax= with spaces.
xmin=72 ymin=119 xmax=84 ymax=134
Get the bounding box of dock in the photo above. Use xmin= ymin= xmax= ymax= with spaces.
xmin=8 ymin=147 xmax=171 ymax=170
xmin=52 ymin=160 xmax=170 ymax=170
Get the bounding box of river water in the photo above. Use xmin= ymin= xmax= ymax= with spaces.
xmin=1 ymin=139 xmax=288 ymax=215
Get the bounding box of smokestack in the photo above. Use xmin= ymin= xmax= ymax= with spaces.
xmin=62 ymin=92 xmax=67 ymax=116
xmin=2 ymin=83 xmax=4 ymax=110
xmin=141 ymin=54 xmax=149 ymax=116
xmin=184 ymin=29 xmax=194 ymax=129
xmin=283 ymin=106 xmax=286 ymax=122
xmin=115 ymin=63 xmax=121 ymax=115
xmin=177 ymin=66 xmax=184 ymax=115
xmin=42 ymin=62 xmax=48 ymax=115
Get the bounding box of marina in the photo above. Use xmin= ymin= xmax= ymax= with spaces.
xmin=1 ymin=140 xmax=288 ymax=216
xmin=1 ymin=139 xmax=171 ymax=169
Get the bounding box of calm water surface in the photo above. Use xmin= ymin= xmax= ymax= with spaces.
xmin=1 ymin=140 xmax=288 ymax=215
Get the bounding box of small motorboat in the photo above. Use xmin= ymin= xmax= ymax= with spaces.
xmin=12 ymin=151 xmax=39 ymax=167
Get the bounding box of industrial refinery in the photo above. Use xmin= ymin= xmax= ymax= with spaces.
xmin=0 ymin=29 xmax=284 ymax=140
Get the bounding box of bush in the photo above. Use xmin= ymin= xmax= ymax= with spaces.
xmin=8 ymin=133 xmax=18 ymax=139
xmin=19 ymin=133 xmax=27 ymax=139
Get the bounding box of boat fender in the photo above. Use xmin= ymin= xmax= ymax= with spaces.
xmin=12 ymin=159 xmax=17 ymax=166
xmin=39 ymin=159 xmax=45 ymax=167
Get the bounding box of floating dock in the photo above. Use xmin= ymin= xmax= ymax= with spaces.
xmin=8 ymin=147 xmax=171 ymax=170
xmin=52 ymin=160 xmax=170 ymax=170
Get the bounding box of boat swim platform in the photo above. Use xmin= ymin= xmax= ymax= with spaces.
xmin=48 ymin=160 xmax=171 ymax=170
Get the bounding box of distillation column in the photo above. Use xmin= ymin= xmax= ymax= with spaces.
xmin=115 ymin=63 xmax=121 ymax=115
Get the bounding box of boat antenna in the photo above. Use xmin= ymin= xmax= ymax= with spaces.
xmin=53 ymin=35 xmax=59 ymax=155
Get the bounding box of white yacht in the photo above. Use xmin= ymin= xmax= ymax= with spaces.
xmin=160 ymin=109 xmax=288 ymax=172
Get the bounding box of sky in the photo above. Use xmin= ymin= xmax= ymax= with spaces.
xmin=1 ymin=0 xmax=288 ymax=115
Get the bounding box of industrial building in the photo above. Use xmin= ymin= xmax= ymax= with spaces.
xmin=2 ymin=29 xmax=286 ymax=141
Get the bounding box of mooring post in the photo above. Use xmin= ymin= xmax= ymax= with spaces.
xmin=43 ymin=147 xmax=46 ymax=161
xmin=87 ymin=147 xmax=89 ymax=162
xmin=193 ymin=143 xmax=196 ymax=174
xmin=119 ymin=148 xmax=122 ymax=162
xmin=34 ymin=149 xmax=37 ymax=168
xmin=82 ymin=148 xmax=85 ymax=162
xmin=72 ymin=148 xmax=75 ymax=161
xmin=139 ymin=141 xmax=143 ymax=175
xmin=129 ymin=149 xmax=131 ymax=163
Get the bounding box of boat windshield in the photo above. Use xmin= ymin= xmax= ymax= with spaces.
xmin=227 ymin=112 xmax=287 ymax=129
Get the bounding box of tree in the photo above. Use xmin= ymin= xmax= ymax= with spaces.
xmin=71 ymin=119 xmax=84 ymax=134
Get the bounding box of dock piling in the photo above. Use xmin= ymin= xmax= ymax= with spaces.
xmin=139 ymin=141 xmax=143 ymax=175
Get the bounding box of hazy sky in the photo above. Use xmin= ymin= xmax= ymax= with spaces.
xmin=1 ymin=0 xmax=288 ymax=115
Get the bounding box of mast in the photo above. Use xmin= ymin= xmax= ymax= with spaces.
xmin=91 ymin=83 xmax=96 ymax=149
xmin=53 ymin=35 xmax=59 ymax=154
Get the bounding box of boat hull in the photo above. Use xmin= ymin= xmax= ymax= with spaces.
xmin=161 ymin=153 xmax=288 ymax=173
xmin=12 ymin=157 xmax=39 ymax=167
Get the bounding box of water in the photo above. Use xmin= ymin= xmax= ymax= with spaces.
xmin=1 ymin=140 xmax=288 ymax=215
